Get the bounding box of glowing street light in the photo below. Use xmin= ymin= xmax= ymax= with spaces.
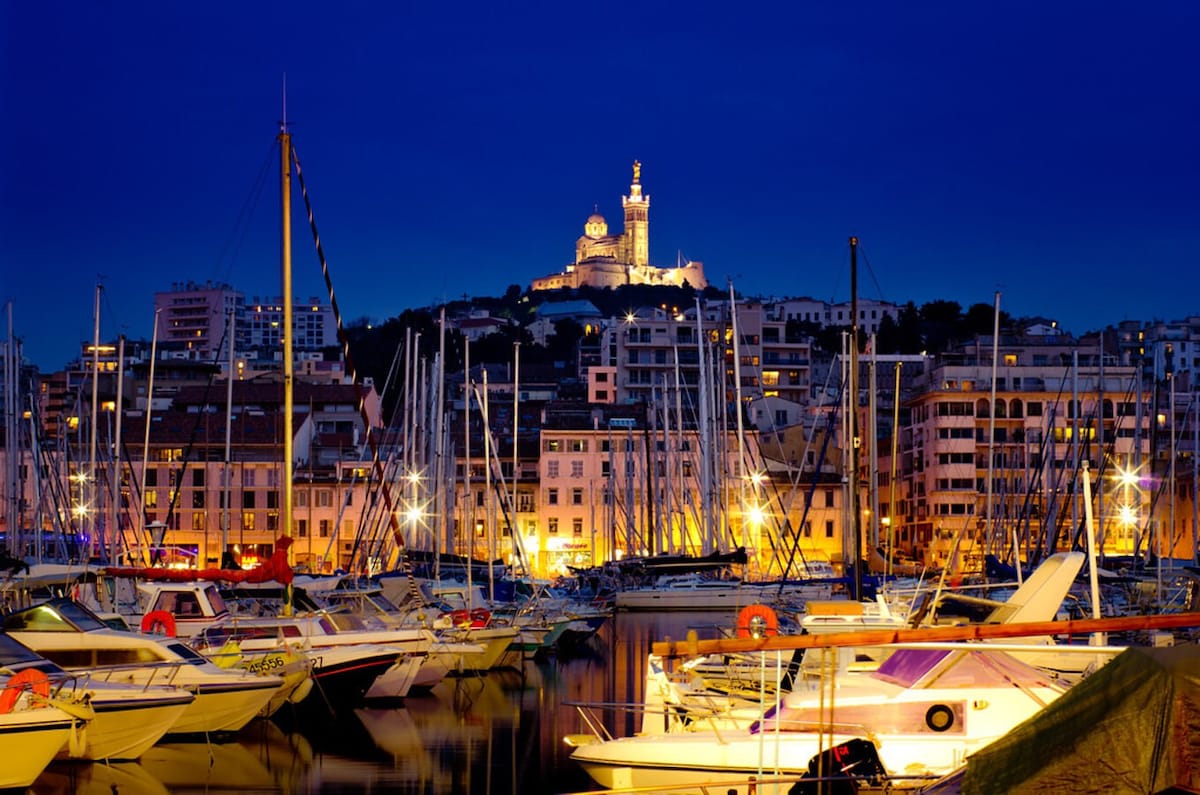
xmin=1117 ymin=503 xmax=1138 ymax=528
xmin=1114 ymin=464 xmax=1142 ymax=490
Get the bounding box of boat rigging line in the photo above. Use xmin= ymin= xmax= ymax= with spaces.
xmin=289 ymin=145 xmax=423 ymax=601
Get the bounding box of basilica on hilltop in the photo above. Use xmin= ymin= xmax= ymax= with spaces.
xmin=530 ymin=162 xmax=707 ymax=292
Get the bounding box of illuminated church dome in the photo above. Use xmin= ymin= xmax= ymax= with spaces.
xmin=530 ymin=163 xmax=707 ymax=292
xmin=584 ymin=208 xmax=608 ymax=239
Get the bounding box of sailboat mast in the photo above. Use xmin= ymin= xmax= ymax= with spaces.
xmin=138 ymin=310 xmax=160 ymax=565
xmin=110 ymin=335 xmax=125 ymax=566
xmin=222 ymin=305 xmax=235 ymax=560
xmin=512 ymin=341 xmax=519 ymax=549
xmin=729 ymin=281 xmax=748 ymax=560
xmin=464 ymin=337 xmax=471 ymax=562
xmin=88 ymin=282 xmax=101 ymax=556
xmin=279 ymin=120 xmax=295 ymax=604
xmin=985 ymin=290 xmax=1000 ymax=555
xmin=4 ymin=303 xmax=17 ymax=554
xmin=696 ymin=298 xmax=713 ymax=554
xmin=848 ymin=236 xmax=863 ymax=601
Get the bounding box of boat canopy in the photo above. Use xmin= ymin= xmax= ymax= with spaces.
xmin=961 ymin=644 xmax=1200 ymax=793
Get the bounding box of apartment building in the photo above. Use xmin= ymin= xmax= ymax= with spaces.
xmin=891 ymin=336 xmax=1153 ymax=568
xmin=600 ymin=301 xmax=813 ymax=429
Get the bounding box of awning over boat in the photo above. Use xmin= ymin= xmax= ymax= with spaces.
xmin=960 ymin=644 xmax=1200 ymax=794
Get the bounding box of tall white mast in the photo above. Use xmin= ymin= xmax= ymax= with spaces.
xmin=985 ymin=291 xmax=1001 ymax=555
xmin=4 ymin=303 xmax=17 ymax=554
xmin=483 ymin=367 xmax=494 ymax=599
xmin=696 ymin=298 xmax=712 ymax=554
xmin=435 ymin=307 xmax=447 ymax=553
xmin=109 ymin=335 xmax=125 ymax=567
xmin=88 ymin=282 xmax=101 ymax=556
xmin=138 ymin=310 xmax=160 ymax=564
xmin=728 ymin=282 xmax=748 ymax=560
xmin=512 ymin=342 xmax=520 ymax=550
xmin=464 ymin=336 xmax=471 ymax=563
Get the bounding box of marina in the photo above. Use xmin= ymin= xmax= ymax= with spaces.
xmin=10 ymin=610 xmax=703 ymax=795
xmin=8 ymin=601 xmax=1198 ymax=794
xmin=3 ymin=9 xmax=1200 ymax=792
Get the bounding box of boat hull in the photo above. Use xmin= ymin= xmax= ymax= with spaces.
xmin=0 ymin=709 xmax=74 ymax=788
xmin=68 ymin=690 xmax=194 ymax=760
xmin=170 ymin=679 xmax=281 ymax=735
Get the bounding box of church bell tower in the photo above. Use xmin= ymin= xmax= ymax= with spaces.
xmin=621 ymin=160 xmax=650 ymax=268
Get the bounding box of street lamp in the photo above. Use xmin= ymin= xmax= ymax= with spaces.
xmin=1113 ymin=462 xmax=1144 ymax=554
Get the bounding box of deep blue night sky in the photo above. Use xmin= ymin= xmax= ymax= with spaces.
xmin=3 ymin=2 xmax=1198 ymax=368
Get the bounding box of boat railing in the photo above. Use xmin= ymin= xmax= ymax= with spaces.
xmin=564 ymin=700 xmax=743 ymax=744
xmin=75 ymin=659 xmax=192 ymax=691
xmin=560 ymin=769 xmax=940 ymax=795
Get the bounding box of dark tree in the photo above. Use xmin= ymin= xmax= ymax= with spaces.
xmin=963 ymin=301 xmax=1013 ymax=336
xmin=918 ymin=300 xmax=963 ymax=354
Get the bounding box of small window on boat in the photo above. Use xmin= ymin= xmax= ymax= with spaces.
xmin=0 ymin=634 xmax=50 ymax=666
xmin=95 ymin=648 xmax=161 ymax=666
xmin=205 ymin=587 xmax=228 ymax=615
xmin=166 ymin=643 xmax=208 ymax=665
xmin=174 ymin=592 xmax=202 ymax=617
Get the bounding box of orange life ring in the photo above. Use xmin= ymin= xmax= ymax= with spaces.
xmin=0 ymin=669 xmax=51 ymax=713
xmin=141 ymin=610 xmax=177 ymax=637
xmin=736 ymin=604 xmax=779 ymax=639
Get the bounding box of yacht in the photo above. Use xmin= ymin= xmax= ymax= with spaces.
xmin=569 ymin=646 xmax=1067 ymax=791
xmin=615 ymin=573 xmax=831 ymax=612
xmin=0 ymin=677 xmax=80 ymax=788
xmin=0 ymin=631 xmax=193 ymax=760
xmin=3 ymin=598 xmax=283 ymax=736
xmin=194 ymin=613 xmax=426 ymax=702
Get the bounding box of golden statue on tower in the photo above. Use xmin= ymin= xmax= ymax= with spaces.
xmin=632 ymin=160 xmax=641 ymax=184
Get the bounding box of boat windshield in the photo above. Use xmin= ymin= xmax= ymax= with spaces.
xmin=2 ymin=599 xmax=108 ymax=633
xmin=0 ymin=633 xmax=49 ymax=667
xmin=872 ymin=648 xmax=952 ymax=688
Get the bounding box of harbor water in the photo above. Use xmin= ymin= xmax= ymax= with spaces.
xmin=23 ymin=611 xmax=735 ymax=795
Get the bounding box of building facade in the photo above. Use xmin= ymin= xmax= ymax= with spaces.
xmin=530 ymin=163 xmax=707 ymax=292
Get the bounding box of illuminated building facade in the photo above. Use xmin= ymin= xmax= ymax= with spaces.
xmin=531 ymin=162 xmax=707 ymax=292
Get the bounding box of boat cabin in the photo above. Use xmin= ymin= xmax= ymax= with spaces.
xmin=137 ymin=582 xmax=230 ymax=637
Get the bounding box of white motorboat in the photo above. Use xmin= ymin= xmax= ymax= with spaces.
xmin=0 ymin=631 xmax=194 ymax=761
xmin=0 ymin=693 xmax=79 ymax=788
xmin=112 ymin=579 xmax=430 ymax=701
xmin=570 ymin=645 xmax=1067 ymax=791
xmin=271 ymin=580 xmax=484 ymax=686
xmin=3 ymin=598 xmax=283 ymax=735
xmin=202 ymin=637 xmax=314 ymax=717
xmin=194 ymin=614 xmax=425 ymax=701
xmin=615 ymin=573 xmax=830 ymax=612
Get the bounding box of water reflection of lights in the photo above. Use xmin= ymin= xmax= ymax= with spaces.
xmin=33 ymin=762 xmax=168 ymax=795
xmin=140 ymin=742 xmax=277 ymax=789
